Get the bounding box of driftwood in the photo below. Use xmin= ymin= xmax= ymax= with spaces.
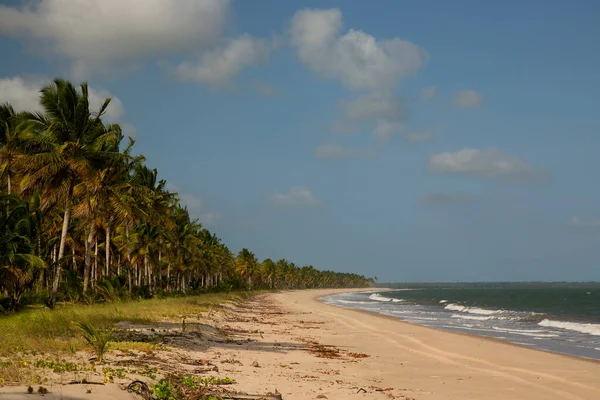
xmin=124 ymin=380 xmax=153 ymax=400
xmin=66 ymin=380 xmax=105 ymax=385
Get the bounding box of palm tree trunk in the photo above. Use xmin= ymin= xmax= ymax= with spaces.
xmin=167 ymin=261 xmax=171 ymax=291
xmin=158 ymin=248 xmax=162 ymax=289
xmin=94 ymin=238 xmax=98 ymax=285
xmin=144 ymin=253 xmax=149 ymax=288
xmin=126 ymin=223 xmax=132 ymax=294
xmin=83 ymin=220 xmax=96 ymax=293
xmin=105 ymin=219 xmax=111 ymax=277
xmin=72 ymin=247 xmax=77 ymax=271
xmin=49 ymin=188 xmax=72 ymax=308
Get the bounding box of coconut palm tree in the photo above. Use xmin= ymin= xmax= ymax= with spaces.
xmin=0 ymin=193 xmax=46 ymax=310
xmin=17 ymin=79 xmax=118 ymax=308
xmin=236 ymin=248 xmax=258 ymax=288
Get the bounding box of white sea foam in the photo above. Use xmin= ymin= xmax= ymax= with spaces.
xmin=491 ymin=327 xmax=558 ymax=338
xmin=451 ymin=314 xmax=493 ymax=321
xmin=369 ymin=293 xmax=403 ymax=303
xmin=538 ymin=319 xmax=600 ymax=336
xmin=337 ymin=300 xmax=371 ymax=305
xmin=439 ymin=300 xmax=448 ymax=304
xmin=444 ymin=303 xmax=499 ymax=315
xmin=492 ymin=327 xmax=546 ymax=334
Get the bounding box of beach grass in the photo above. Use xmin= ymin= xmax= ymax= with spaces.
xmin=0 ymin=292 xmax=253 ymax=358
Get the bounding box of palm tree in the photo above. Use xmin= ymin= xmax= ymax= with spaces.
xmin=261 ymin=258 xmax=276 ymax=289
xmin=0 ymin=193 xmax=46 ymax=310
xmin=17 ymin=79 xmax=117 ymax=308
xmin=0 ymin=77 xmax=376 ymax=308
xmin=0 ymin=103 xmax=23 ymax=195
xmin=236 ymin=248 xmax=258 ymax=288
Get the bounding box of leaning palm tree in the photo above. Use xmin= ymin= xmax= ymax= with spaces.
xmin=17 ymin=79 xmax=118 ymax=308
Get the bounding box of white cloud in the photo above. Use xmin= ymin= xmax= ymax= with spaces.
xmin=88 ymin=88 xmax=125 ymax=121
xmin=421 ymin=86 xmax=436 ymax=101
xmin=0 ymin=76 xmax=124 ymax=121
xmin=373 ymin=121 xmax=403 ymax=142
xmin=314 ymin=144 xmax=372 ymax=159
xmin=404 ymin=132 xmax=433 ymax=142
xmin=175 ymin=35 xmax=272 ymax=87
xmin=420 ymin=192 xmax=476 ymax=205
xmin=341 ymin=92 xmax=406 ymax=121
xmin=452 ymin=90 xmax=484 ymax=108
xmin=429 ymin=148 xmax=538 ymax=180
xmin=290 ymin=8 xmax=426 ymax=91
xmin=120 ymin=123 xmax=138 ymax=138
xmin=0 ymin=0 xmax=230 ymax=77
xmin=269 ymin=187 xmax=321 ymax=208
xmin=568 ymin=217 xmax=600 ymax=229
xmin=0 ymin=76 xmax=42 ymax=112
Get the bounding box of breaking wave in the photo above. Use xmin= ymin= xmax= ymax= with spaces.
xmin=444 ymin=303 xmax=499 ymax=315
xmin=337 ymin=299 xmax=372 ymax=305
xmin=369 ymin=293 xmax=403 ymax=303
xmin=538 ymin=320 xmax=600 ymax=336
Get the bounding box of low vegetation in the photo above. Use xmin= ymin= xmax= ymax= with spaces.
xmin=0 ymin=292 xmax=245 ymax=358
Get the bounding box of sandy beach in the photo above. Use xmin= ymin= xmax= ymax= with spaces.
xmin=2 ymin=288 xmax=600 ymax=400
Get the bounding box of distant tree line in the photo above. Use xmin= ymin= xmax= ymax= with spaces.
xmin=0 ymin=79 xmax=374 ymax=311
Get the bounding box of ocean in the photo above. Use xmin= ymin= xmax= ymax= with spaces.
xmin=323 ymin=284 xmax=600 ymax=360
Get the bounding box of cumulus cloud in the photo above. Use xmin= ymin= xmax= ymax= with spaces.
xmin=269 ymin=187 xmax=321 ymax=208
xmin=314 ymin=144 xmax=372 ymax=159
xmin=452 ymin=90 xmax=484 ymax=108
xmin=420 ymin=192 xmax=476 ymax=205
xmin=404 ymin=132 xmax=433 ymax=142
xmin=429 ymin=148 xmax=538 ymax=180
xmin=373 ymin=121 xmax=403 ymax=142
xmin=421 ymin=86 xmax=436 ymax=101
xmin=290 ymin=8 xmax=426 ymax=91
xmin=0 ymin=76 xmax=124 ymax=121
xmin=568 ymin=217 xmax=600 ymax=229
xmin=0 ymin=0 xmax=230 ymax=77
xmin=175 ymin=35 xmax=273 ymax=87
xmin=341 ymin=92 xmax=406 ymax=121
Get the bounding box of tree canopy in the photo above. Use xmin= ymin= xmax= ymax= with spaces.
xmin=0 ymin=79 xmax=373 ymax=311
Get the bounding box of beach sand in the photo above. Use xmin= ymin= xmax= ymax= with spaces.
xmin=2 ymin=288 xmax=599 ymax=399
xmin=220 ymin=289 xmax=600 ymax=400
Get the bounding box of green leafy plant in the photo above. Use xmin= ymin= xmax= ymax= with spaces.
xmin=73 ymin=322 xmax=113 ymax=363
xmin=152 ymin=378 xmax=175 ymax=400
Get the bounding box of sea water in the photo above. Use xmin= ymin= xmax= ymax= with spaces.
xmin=323 ymin=284 xmax=600 ymax=360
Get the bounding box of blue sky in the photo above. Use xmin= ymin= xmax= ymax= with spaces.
xmin=1 ymin=0 xmax=600 ymax=282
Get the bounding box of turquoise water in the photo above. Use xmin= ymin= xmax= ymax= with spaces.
xmin=324 ymin=283 xmax=600 ymax=360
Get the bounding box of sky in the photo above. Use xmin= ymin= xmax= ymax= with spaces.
xmin=1 ymin=0 xmax=600 ymax=282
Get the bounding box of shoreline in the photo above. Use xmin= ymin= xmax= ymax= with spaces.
xmin=2 ymin=288 xmax=600 ymax=399
xmin=316 ymin=289 xmax=600 ymax=365
xmin=268 ymin=288 xmax=600 ymax=399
